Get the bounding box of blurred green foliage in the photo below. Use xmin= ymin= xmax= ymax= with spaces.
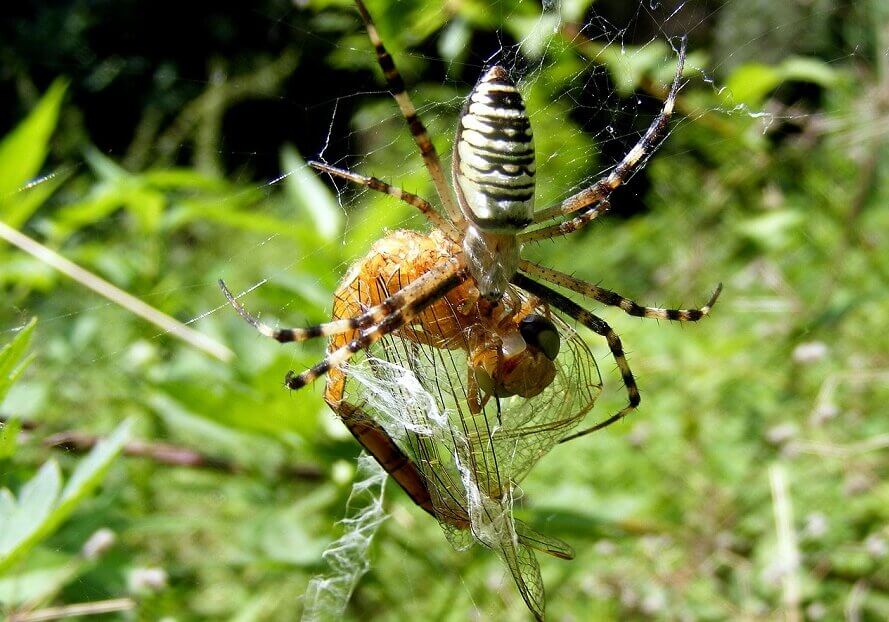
xmin=1 ymin=0 xmax=888 ymax=620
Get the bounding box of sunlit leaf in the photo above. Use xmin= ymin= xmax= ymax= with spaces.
xmin=0 ymin=80 xmax=66 ymax=208
xmin=0 ymin=318 xmax=36 ymax=406
xmin=0 ymin=418 xmax=20 ymax=460
xmin=597 ymin=41 xmax=671 ymax=96
xmin=724 ymin=63 xmax=782 ymax=106
xmin=1 ymin=166 xmax=73 ymax=229
xmin=780 ymin=56 xmax=839 ymax=88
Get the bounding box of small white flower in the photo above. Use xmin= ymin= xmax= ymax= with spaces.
xmin=792 ymin=341 xmax=828 ymax=364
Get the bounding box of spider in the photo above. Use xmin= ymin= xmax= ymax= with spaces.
xmin=220 ymin=2 xmax=721 ymax=617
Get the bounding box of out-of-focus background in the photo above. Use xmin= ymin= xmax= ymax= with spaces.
xmin=1 ymin=0 xmax=887 ymax=619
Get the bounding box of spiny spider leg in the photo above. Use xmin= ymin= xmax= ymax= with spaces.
xmin=525 ymin=37 xmax=687 ymax=235
xmin=512 ymin=273 xmax=641 ymax=444
xmin=353 ymin=0 xmax=462 ymax=224
xmin=519 ymin=260 xmax=723 ymax=321
xmin=219 ymin=261 xmax=463 ymax=346
xmin=286 ymin=264 xmax=467 ymax=389
xmin=309 ymin=161 xmax=461 ymax=240
xmin=519 ymin=199 xmax=613 ymax=244
xmin=221 ymin=279 xmax=365 ymax=343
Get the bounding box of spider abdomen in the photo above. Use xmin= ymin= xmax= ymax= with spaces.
xmin=453 ymin=66 xmax=535 ymax=232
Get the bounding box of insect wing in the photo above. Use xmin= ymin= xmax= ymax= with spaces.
xmin=514 ymin=518 xmax=575 ymax=560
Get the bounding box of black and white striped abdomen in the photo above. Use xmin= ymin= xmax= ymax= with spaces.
xmin=453 ymin=66 xmax=535 ymax=232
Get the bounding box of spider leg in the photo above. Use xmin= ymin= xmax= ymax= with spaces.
xmin=283 ymin=263 xmax=468 ymax=389
xmin=219 ymin=259 xmax=462 ymax=344
xmin=519 ymin=199 xmax=612 ymax=243
xmin=220 ymin=280 xmax=393 ymax=343
xmin=519 ymin=260 xmax=722 ymax=321
xmin=512 ymin=274 xmax=640 ymax=443
xmin=526 ymin=37 xmax=687 ymax=232
xmin=353 ymin=0 xmax=463 ymax=224
xmin=308 ymin=161 xmax=461 ymax=240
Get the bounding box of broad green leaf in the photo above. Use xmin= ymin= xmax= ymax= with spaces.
xmin=282 ymin=145 xmax=344 ymax=241
xmin=0 ymin=461 xmax=60 ymax=556
xmin=781 ymin=56 xmax=838 ymax=88
xmin=736 ymin=210 xmax=804 ymax=250
xmin=0 ymin=80 xmax=67 ymax=208
xmin=438 ymin=19 xmax=471 ymax=67
xmin=0 ymin=559 xmax=81 ymax=607
xmin=507 ymin=14 xmax=561 ymax=59
xmin=598 ymin=41 xmax=671 ymax=96
xmin=0 ymin=318 xmax=36 ymax=406
xmin=558 ymin=0 xmax=596 ymax=22
xmin=723 ymin=63 xmax=782 ymax=106
xmin=0 ymin=419 xmax=132 ymax=574
xmin=724 ymin=57 xmax=838 ymax=107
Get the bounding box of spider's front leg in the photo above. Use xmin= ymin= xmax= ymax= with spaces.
xmin=220 ymin=261 xmax=467 ymax=390
xmin=512 ymin=274 xmax=642 ymax=443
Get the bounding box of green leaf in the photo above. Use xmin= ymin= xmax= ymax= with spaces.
xmin=736 ymin=210 xmax=804 ymax=250
xmin=83 ymin=145 xmax=128 ymax=183
xmin=0 ymin=318 xmax=36 ymax=406
xmin=0 ymin=419 xmax=132 ymax=574
xmin=0 ymin=80 xmax=67 ymax=209
xmin=438 ymin=19 xmax=471 ymax=67
xmin=59 ymin=419 xmax=131 ymax=504
xmin=0 ymin=418 xmax=20 ymax=460
xmin=780 ymin=56 xmax=838 ymax=88
xmin=506 ymin=14 xmax=561 ymax=59
xmin=723 ymin=63 xmax=782 ymax=106
xmin=723 ymin=57 xmax=838 ymax=107
xmin=0 ymin=461 xmax=60 ymax=558
xmin=142 ymin=168 xmax=232 ymax=191
xmin=0 ymin=559 xmax=81 ymax=607
xmin=282 ymin=145 xmax=344 ymax=241
xmin=1 ymin=166 xmax=73 ymax=229
xmin=598 ymin=41 xmax=671 ymax=97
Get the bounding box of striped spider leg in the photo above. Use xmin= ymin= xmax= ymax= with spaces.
xmin=219 ymin=260 xmax=467 ymax=391
xmin=308 ymin=161 xmax=461 ymax=242
xmin=520 ymin=260 xmax=722 ymax=323
xmin=351 ymin=0 xmax=463 ymax=225
xmin=519 ymin=36 xmax=688 ymax=244
xmin=513 ymin=271 xmax=719 ymax=443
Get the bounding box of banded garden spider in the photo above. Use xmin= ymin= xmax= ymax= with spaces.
xmin=220 ymin=1 xmax=721 ymax=618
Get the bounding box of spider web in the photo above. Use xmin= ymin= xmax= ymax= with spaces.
xmin=0 ymin=0 xmax=863 ymax=620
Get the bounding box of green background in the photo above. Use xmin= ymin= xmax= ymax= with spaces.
xmin=1 ymin=0 xmax=888 ymax=619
